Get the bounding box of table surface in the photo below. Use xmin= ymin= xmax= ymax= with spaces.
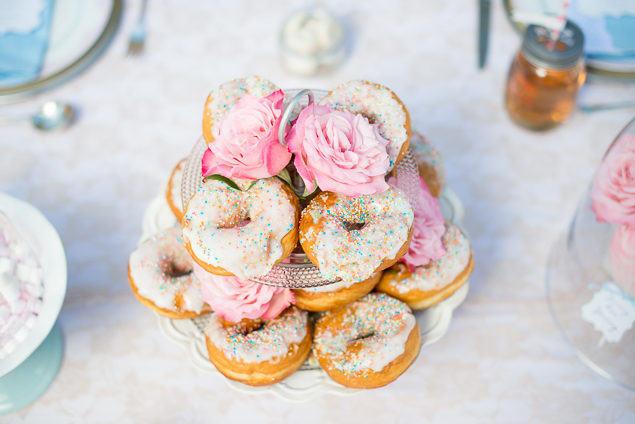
xmin=2 ymin=1 xmax=635 ymax=422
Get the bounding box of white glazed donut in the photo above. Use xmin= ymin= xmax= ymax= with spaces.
xmin=128 ymin=226 xmax=209 ymax=319
xmin=202 ymin=76 xmax=280 ymax=145
xmin=181 ymin=177 xmax=300 ymax=279
xmin=377 ymin=222 xmax=474 ymax=309
xmin=313 ymin=292 xmax=421 ymax=389
xmin=204 ymin=306 xmax=312 ymax=386
xmin=319 ymin=80 xmax=412 ymax=169
xmin=299 ymin=185 xmax=414 ymax=283
xmin=292 ymin=272 xmax=381 ymax=312
xmin=165 ymin=158 xmax=186 ymax=221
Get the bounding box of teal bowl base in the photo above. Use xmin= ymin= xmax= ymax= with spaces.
xmin=0 ymin=323 xmax=64 ymax=415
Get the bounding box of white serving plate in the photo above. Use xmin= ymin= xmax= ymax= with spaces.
xmin=139 ymin=187 xmax=470 ymax=401
xmin=0 ymin=0 xmax=122 ymax=102
xmin=0 ymin=192 xmax=67 ymax=377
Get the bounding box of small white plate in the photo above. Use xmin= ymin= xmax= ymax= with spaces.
xmin=140 ymin=188 xmax=470 ymax=401
xmin=0 ymin=193 xmax=67 ymax=377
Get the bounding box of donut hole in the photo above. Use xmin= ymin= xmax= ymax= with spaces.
xmin=337 ymin=199 xmax=369 ymax=233
xmin=351 ymin=331 xmax=375 ymax=343
xmin=222 ymin=318 xmax=264 ymax=335
xmin=343 ymin=221 xmax=366 ymax=232
xmin=235 ymin=217 xmax=251 ymax=228
xmin=162 ymin=260 xmax=192 ymax=278
xmin=237 ymin=319 xmax=264 ymax=334
xmin=218 ymin=209 xmax=251 ymax=229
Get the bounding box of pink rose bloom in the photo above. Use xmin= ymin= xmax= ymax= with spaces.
xmin=591 ymin=133 xmax=635 ymax=226
xmin=287 ymin=104 xmax=390 ymax=197
xmin=609 ymin=224 xmax=635 ymax=298
xmin=392 ymin=176 xmax=446 ymax=270
xmin=192 ymin=263 xmax=294 ymax=322
xmin=202 ymin=90 xmax=291 ymax=180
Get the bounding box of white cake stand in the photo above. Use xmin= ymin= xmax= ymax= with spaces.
xmin=139 ymin=186 xmax=470 ymax=401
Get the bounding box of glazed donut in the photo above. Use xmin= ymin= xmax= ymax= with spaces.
xmin=313 ymin=292 xmax=421 ymax=389
xmin=299 ymin=186 xmax=414 ymax=283
xmin=182 ymin=177 xmax=300 ymax=279
xmin=377 ymin=222 xmax=474 ymax=309
xmin=319 ymin=80 xmax=412 ymax=169
xmin=410 ymin=131 xmax=445 ymax=198
xmin=128 ymin=226 xmax=210 ymax=319
xmin=292 ymin=272 xmax=381 ymax=312
xmin=165 ymin=158 xmax=187 ymax=221
xmin=202 ymin=76 xmax=280 ymax=145
xmin=204 ymin=306 xmax=312 ymax=386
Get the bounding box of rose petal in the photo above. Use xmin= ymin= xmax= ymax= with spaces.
xmin=204 ymin=90 xmax=290 ymax=180
xmin=193 ymin=262 xmax=293 ymax=321
xmin=287 ymin=104 xmax=390 ymax=197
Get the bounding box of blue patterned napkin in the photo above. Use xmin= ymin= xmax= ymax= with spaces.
xmin=0 ymin=0 xmax=55 ymax=87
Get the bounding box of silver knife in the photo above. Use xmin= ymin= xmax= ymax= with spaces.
xmin=478 ymin=0 xmax=491 ymax=69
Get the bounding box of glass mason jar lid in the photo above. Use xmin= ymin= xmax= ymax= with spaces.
xmin=522 ymin=20 xmax=585 ymax=69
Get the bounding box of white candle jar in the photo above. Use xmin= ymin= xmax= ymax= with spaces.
xmin=280 ymin=8 xmax=347 ymax=76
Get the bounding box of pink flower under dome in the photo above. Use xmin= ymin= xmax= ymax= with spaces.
xmin=591 ymin=133 xmax=635 ymax=226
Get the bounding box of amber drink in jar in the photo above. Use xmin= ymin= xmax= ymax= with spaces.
xmin=505 ymin=21 xmax=586 ymax=130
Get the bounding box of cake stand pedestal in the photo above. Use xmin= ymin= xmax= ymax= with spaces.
xmin=0 ymin=324 xmax=64 ymax=414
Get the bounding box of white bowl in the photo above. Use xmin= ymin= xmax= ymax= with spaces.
xmin=0 ymin=192 xmax=67 ymax=377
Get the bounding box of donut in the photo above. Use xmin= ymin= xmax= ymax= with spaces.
xmin=202 ymin=76 xmax=280 ymax=145
xmin=313 ymin=292 xmax=421 ymax=389
xmin=182 ymin=177 xmax=300 ymax=279
xmin=292 ymin=272 xmax=381 ymax=312
xmin=299 ymin=186 xmax=414 ymax=283
xmin=128 ymin=226 xmax=210 ymax=319
xmin=319 ymin=80 xmax=412 ymax=169
xmin=410 ymin=131 xmax=445 ymax=198
xmin=377 ymin=222 xmax=474 ymax=309
xmin=292 ymin=272 xmax=381 ymax=313
xmin=165 ymin=158 xmax=187 ymax=221
xmin=204 ymin=306 xmax=312 ymax=386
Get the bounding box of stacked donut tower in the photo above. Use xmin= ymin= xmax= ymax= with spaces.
xmin=128 ymin=76 xmax=474 ymax=389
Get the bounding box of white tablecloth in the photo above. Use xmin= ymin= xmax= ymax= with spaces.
xmin=2 ymin=1 xmax=635 ymax=422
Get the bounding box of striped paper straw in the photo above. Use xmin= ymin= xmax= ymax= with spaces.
xmin=549 ymin=0 xmax=570 ymax=41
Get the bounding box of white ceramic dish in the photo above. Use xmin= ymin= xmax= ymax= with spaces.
xmin=0 ymin=192 xmax=67 ymax=377
xmin=140 ymin=187 xmax=469 ymax=401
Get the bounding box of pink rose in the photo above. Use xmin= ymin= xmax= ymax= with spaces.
xmin=609 ymin=224 xmax=635 ymax=298
xmin=392 ymin=176 xmax=446 ymax=270
xmin=202 ymin=90 xmax=291 ymax=180
xmin=591 ymin=133 xmax=635 ymax=226
xmin=287 ymin=104 xmax=390 ymax=197
xmin=192 ymin=262 xmax=294 ymax=322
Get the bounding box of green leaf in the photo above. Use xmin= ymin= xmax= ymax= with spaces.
xmin=276 ymin=168 xmax=293 ymax=186
xmin=203 ymin=174 xmax=241 ymax=191
xmin=300 ymin=185 xmax=320 ymax=200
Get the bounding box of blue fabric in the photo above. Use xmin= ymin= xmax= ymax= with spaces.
xmin=0 ymin=1 xmax=55 ymax=87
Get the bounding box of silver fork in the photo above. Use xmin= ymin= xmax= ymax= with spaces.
xmin=126 ymin=0 xmax=149 ymax=56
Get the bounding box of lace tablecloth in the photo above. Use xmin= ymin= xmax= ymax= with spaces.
xmin=1 ymin=0 xmax=634 ymax=422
